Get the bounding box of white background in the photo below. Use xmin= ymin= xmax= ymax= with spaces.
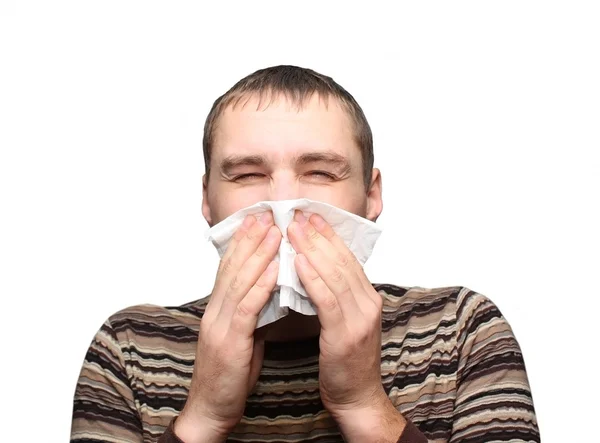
xmin=1 ymin=1 xmax=598 ymax=441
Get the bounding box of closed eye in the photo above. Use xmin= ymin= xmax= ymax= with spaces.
xmin=232 ymin=171 xmax=336 ymax=182
xmin=232 ymin=173 xmax=265 ymax=182
xmin=307 ymin=171 xmax=336 ymax=180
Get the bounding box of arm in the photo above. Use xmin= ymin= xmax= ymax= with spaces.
xmin=70 ymin=318 xmax=144 ymax=442
xmin=331 ymin=398 xmax=428 ymax=443
xmin=70 ymin=318 xmax=195 ymax=443
xmin=345 ymin=289 xmax=541 ymax=443
xmin=71 ymin=213 xmax=281 ymax=443
xmin=288 ymin=212 xmax=429 ymax=443
xmin=450 ymin=290 xmax=540 ymax=442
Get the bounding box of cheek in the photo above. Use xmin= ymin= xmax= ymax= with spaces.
xmin=208 ymin=186 xmax=270 ymax=223
xmin=302 ymin=184 xmax=368 ymax=217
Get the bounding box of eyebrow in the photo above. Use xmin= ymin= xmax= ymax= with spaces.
xmin=294 ymin=152 xmax=351 ymax=173
xmin=219 ymin=151 xmax=352 ymax=175
xmin=220 ymin=155 xmax=267 ymax=175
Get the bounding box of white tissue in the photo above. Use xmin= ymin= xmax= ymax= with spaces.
xmin=204 ymin=199 xmax=382 ymax=328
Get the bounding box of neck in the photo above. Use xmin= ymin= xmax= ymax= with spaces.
xmin=262 ymin=311 xmax=321 ymax=342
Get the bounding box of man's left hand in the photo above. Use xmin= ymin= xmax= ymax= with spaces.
xmin=288 ymin=211 xmax=406 ymax=442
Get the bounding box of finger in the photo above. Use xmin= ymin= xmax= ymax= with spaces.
xmin=218 ymin=226 xmax=281 ymax=323
xmin=217 ymin=214 xmax=257 ymax=275
xmin=248 ymin=337 xmax=265 ymax=395
xmin=227 ymin=260 xmax=279 ymax=337
xmin=292 ymin=212 xmax=360 ymax=279
xmin=288 ymin=216 xmax=363 ymax=324
xmin=309 ymin=213 xmax=382 ymax=308
xmin=295 ymin=253 xmax=345 ymax=332
xmin=217 ymin=212 xmax=272 ymax=279
xmin=210 ymin=212 xmax=275 ymax=313
xmin=307 ymin=213 xmax=348 ymax=255
xmin=248 ymin=326 xmax=270 ymax=394
xmin=204 ymin=215 xmax=258 ymax=323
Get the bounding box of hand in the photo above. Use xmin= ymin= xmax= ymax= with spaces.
xmin=175 ymin=212 xmax=281 ymax=443
xmin=288 ymin=211 xmax=406 ymax=441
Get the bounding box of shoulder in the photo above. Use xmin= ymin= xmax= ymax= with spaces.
xmin=375 ymin=284 xmax=498 ymax=314
xmin=376 ymin=284 xmax=523 ymax=365
xmin=374 ymin=284 xmax=507 ymax=332
xmin=102 ymin=297 xmax=209 ymax=346
xmin=375 ymin=283 xmax=464 ymax=317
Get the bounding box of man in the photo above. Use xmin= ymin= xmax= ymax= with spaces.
xmin=71 ymin=66 xmax=540 ymax=442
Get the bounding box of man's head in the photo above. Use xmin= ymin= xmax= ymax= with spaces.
xmin=202 ymin=65 xmax=382 ymax=226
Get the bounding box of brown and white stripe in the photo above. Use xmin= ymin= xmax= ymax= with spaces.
xmin=70 ymin=285 xmax=540 ymax=442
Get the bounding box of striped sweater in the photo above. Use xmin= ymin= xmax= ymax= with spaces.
xmin=70 ymin=285 xmax=540 ymax=442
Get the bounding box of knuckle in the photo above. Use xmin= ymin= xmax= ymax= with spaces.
xmin=336 ymin=252 xmax=350 ymax=268
xmin=306 ymin=242 xmax=318 ymax=253
xmin=202 ymin=327 xmax=224 ymax=350
xmin=233 ymin=227 xmax=247 ymax=242
xmin=330 ymin=267 xmax=345 ymax=283
xmin=340 ymin=337 xmax=355 ymax=352
xmin=254 ymin=278 xmax=267 ymax=289
xmin=254 ymin=242 xmax=272 ymax=259
xmin=220 ymin=259 xmax=234 ymax=276
xmin=356 ymin=325 xmax=370 ymax=339
xmin=308 ymin=270 xmax=320 ymax=282
xmin=255 ymin=273 xmax=271 ymax=289
xmin=322 ymin=295 xmax=338 ymax=311
xmin=229 ymin=275 xmax=244 ymax=291
xmin=246 ymin=225 xmax=264 ymax=242
xmin=343 ymin=336 xmax=358 ymax=355
xmin=254 ymin=247 xmax=266 ymax=258
xmin=235 ymin=302 xmax=252 ymax=319
xmin=307 ymin=227 xmax=320 ymax=241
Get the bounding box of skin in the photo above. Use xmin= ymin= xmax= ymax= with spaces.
xmin=175 ymin=93 xmax=406 ymax=442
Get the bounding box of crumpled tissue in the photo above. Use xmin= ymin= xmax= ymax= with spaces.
xmin=204 ymin=199 xmax=382 ymax=328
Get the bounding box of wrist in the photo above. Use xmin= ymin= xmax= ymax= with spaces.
xmin=173 ymin=407 xmax=232 ymax=443
xmin=330 ymin=393 xmax=406 ymax=443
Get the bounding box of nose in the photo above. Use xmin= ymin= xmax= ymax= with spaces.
xmin=268 ymin=171 xmax=301 ymax=201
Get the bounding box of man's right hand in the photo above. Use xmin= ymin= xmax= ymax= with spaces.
xmin=174 ymin=212 xmax=281 ymax=443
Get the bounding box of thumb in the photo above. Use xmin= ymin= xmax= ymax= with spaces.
xmin=247 ymin=328 xmax=268 ymax=394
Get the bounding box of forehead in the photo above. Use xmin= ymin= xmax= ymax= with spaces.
xmin=212 ymin=93 xmax=359 ymax=163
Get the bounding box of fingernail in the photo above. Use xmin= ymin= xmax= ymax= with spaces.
xmin=312 ymin=214 xmax=326 ymax=229
xmin=260 ymin=211 xmax=273 ymax=225
xmin=267 ymin=225 xmax=280 ymax=240
xmin=294 ymin=210 xmax=307 ymax=225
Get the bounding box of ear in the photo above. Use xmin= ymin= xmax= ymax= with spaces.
xmin=366 ymin=168 xmax=383 ymax=222
xmin=201 ymin=174 xmax=214 ymax=227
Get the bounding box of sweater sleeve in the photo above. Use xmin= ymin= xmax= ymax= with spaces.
xmin=449 ymin=290 xmax=540 ymax=442
xmin=397 ymin=419 xmax=428 ymax=443
xmin=70 ymin=318 xmax=147 ymax=442
xmin=158 ymin=418 xmax=185 ymax=443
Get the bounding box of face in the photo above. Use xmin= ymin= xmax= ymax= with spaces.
xmin=202 ymin=93 xmax=383 ymax=225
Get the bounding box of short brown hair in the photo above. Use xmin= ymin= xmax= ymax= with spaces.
xmin=202 ymin=65 xmax=374 ymax=188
